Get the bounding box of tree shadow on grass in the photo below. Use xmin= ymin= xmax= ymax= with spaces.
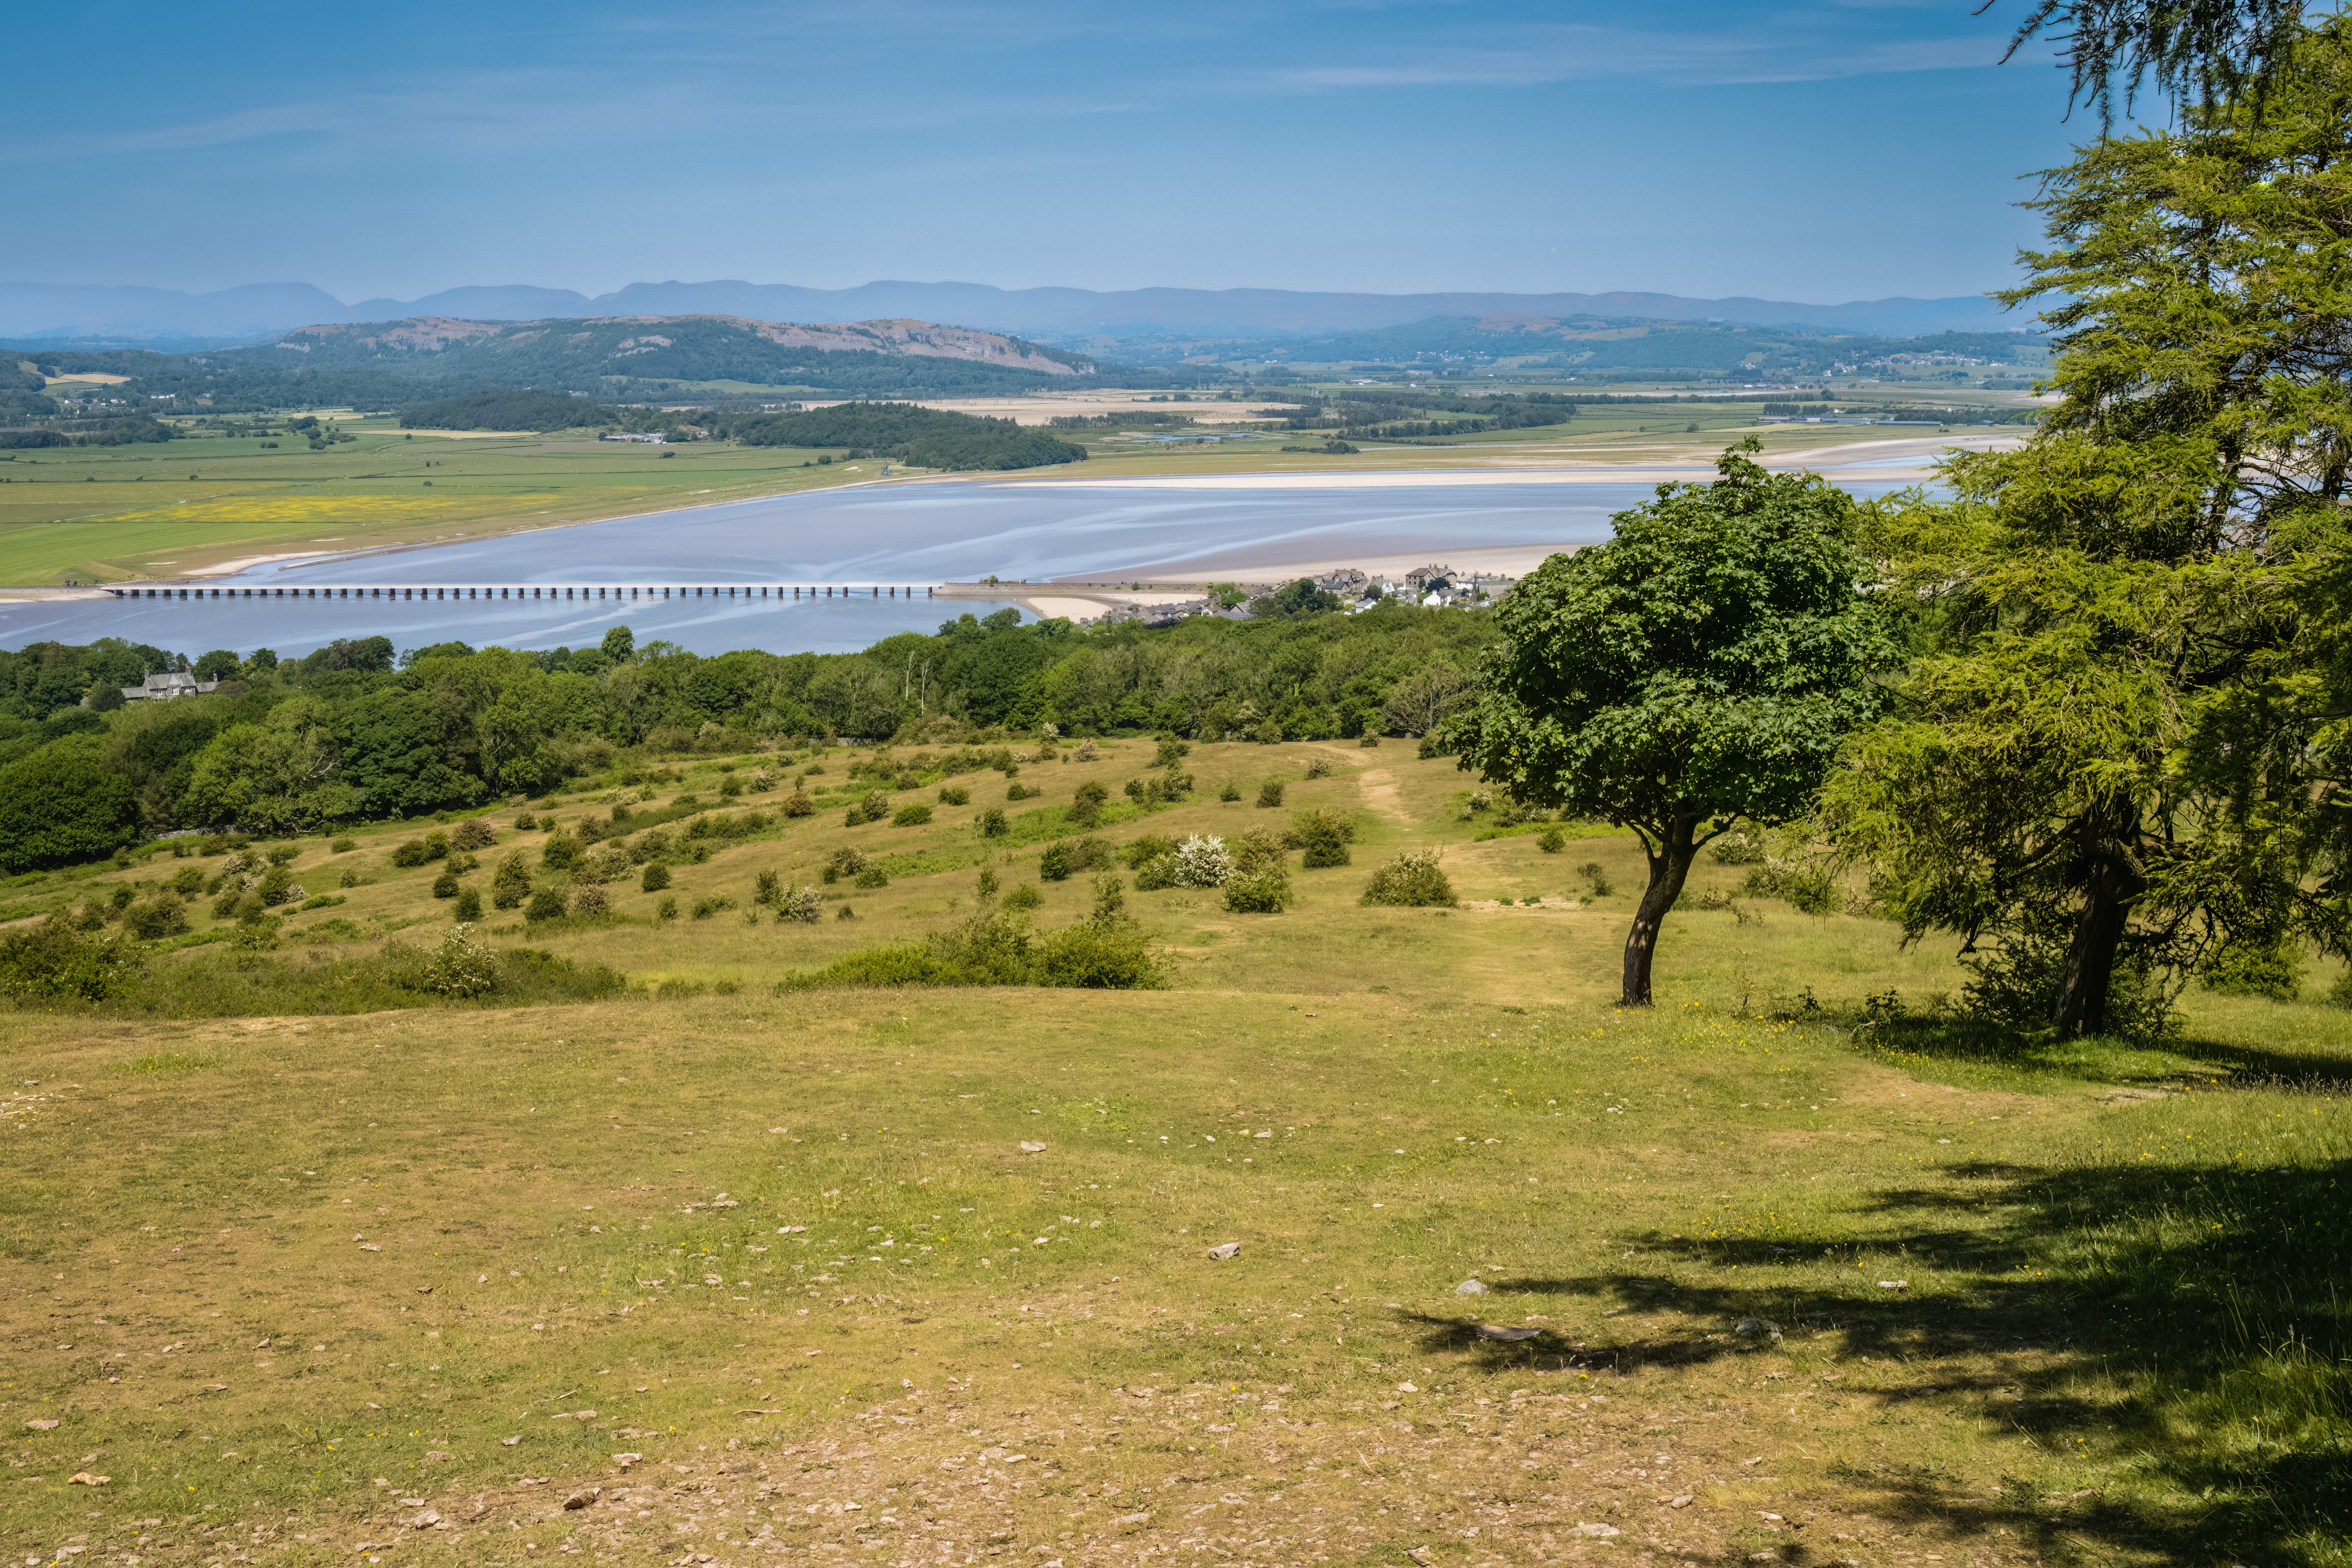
xmin=1401 ymin=1154 xmax=2352 ymax=1566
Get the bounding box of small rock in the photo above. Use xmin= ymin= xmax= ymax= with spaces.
xmin=1669 ymin=1494 xmax=1694 ymax=1508
xmin=562 ymin=1487 xmax=600 ymax=1510
xmin=1018 ymin=1141 xmax=1047 ymax=1153
xmin=422 ymin=1451 xmax=451 ymax=1463
xmin=1576 ymin=1522 xmax=1621 ymax=1538
xmin=25 ymin=1420 xmax=58 ymax=1430
xmin=1740 ymin=1456 xmax=1763 ymax=1466
xmin=408 ymin=1510 xmax=440 ymax=1529
xmin=500 ymin=1435 xmax=522 ymax=1446
xmin=1735 ymin=1317 xmax=1782 ymax=1342
xmin=1206 ymin=1241 xmax=1241 ymax=1260
xmin=1395 ymin=1381 xmax=1419 ymax=1392
xmin=68 ymin=1472 xmax=109 ymax=1486
xmin=416 ymin=1286 xmax=433 ymax=1294
xmin=1878 ymin=1280 xmax=1909 ymax=1291
xmin=1473 ymin=1324 xmax=1539 ymax=1341
xmin=613 ymin=1452 xmax=643 ymax=1467
xmin=1117 ymin=1512 xmax=1151 ymax=1525
xmin=1454 ymin=1278 xmax=1487 ymax=1296
xmin=358 ymin=1243 xmax=381 ymax=1252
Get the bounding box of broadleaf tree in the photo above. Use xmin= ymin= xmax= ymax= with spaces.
xmin=1443 ymin=441 xmax=1896 ymax=1005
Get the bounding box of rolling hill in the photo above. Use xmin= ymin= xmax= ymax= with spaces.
xmin=272 ymin=313 xmax=1095 ymax=394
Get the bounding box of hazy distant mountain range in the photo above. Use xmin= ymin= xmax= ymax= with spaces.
xmin=0 ymin=277 xmax=2020 ymax=348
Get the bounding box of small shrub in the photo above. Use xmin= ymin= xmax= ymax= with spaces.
xmin=1032 ymin=920 xmax=1165 ymax=988
xmin=450 ymin=818 xmax=497 ymax=851
xmin=1123 ymin=832 xmax=1176 ymax=869
xmin=492 ymin=851 xmax=533 ymax=909
xmin=1007 ymin=781 xmax=1040 ymax=801
xmin=1039 ymin=841 xmax=1072 ymax=881
xmin=524 ymin=888 xmax=567 ymax=922
xmin=1003 ymin=883 xmax=1043 ymax=912
xmin=836 ymin=903 xmax=857 ymax=920
xmin=754 ymin=870 xmax=780 ymax=905
xmin=1709 ymin=830 xmax=1767 ymax=865
xmin=1090 ymin=872 xmax=1127 ymax=925
xmin=1133 ymin=854 xmax=1178 ymax=891
xmin=416 ymin=923 xmax=501 ymax=998
xmin=330 ymin=836 xmax=358 ymax=853
xmin=719 ymin=776 xmax=745 ymax=798
xmin=1361 ymin=850 xmax=1456 ymax=908
xmin=512 ymin=812 xmax=539 ymax=831
xmin=541 ymin=832 xmax=583 ymax=871
xmin=338 ymin=866 xmax=362 ymax=889
xmin=1154 ymin=735 xmax=1192 ymax=767
xmin=265 ymin=844 xmax=302 ymax=866
xmin=572 ymin=883 xmax=610 ymax=918
xmin=825 ymin=847 xmax=867 ymax=883
xmin=453 ymin=886 xmax=483 ymax=921
xmin=1256 ymin=781 xmax=1286 ymax=808
xmin=1224 ymin=866 xmax=1290 ymax=913
xmin=783 ymin=791 xmax=816 ymax=817
xmin=1253 ymin=719 xmax=1284 ymax=745
xmin=980 ymin=806 xmax=1009 ymax=837
xmin=1304 ymin=756 xmax=1332 ymax=779
xmin=1359 ymin=734 xmax=1380 ymax=748
xmin=938 ymin=786 xmax=970 ymax=806
xmin=854 ymin=865 xmax=890 ymax=889
xmin=1578 ymin=861 xmax=1615 ymax=898
xmin=780 ymin=886 xmax=823 ymax=923
xmin=893 ymin=802 xmax=934 ymax=827
xmin=1172 ymin=834 xmax=1233 ymax=887
xmin=390 ymin=838 xmax=433 ymax=868
xmin=122 ymin=895 xmax=190 ymax=941
xmin=1740 ymin=860 xmax=1835 ymax=915
xmin=976 ymin=867 xmax=1001 ymax=900
xmin=1538 ymin=826 xmax=1567 ymax=854
xmin=657 ymin=894 xmax=679 ymax=921
xmin=431 ymin=868 xmax=460 ymax=899
xmin=167 ymin=864 xmax=206 ymax=896
xmin=2203 ymin=936 xmax=2303 ymax=1000
xmin=1288 ymin=808 xmax=1355 ymax=868
xmin=1218 ymin=780 xmax=1242 ymax=802
xmin=1070 ymin=780 xmax=1110 ymax=827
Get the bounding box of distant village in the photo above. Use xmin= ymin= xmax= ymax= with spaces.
xmin=1083 ymin=563 xmax=1513 ymax=629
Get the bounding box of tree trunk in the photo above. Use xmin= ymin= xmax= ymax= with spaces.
xmin=1622 ymin=814 xmax=1701 ymax=1006
xmin=2054 ymin=813 xmax=2147 ymax=1036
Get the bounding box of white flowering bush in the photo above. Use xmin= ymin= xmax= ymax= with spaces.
xmin=780 ymin=886 xmax=824 ymax=924
xmin=419 ymin=923 xmax=502 ymax=998
xmin=1172 ymin=834 xmax=1232 ymax=888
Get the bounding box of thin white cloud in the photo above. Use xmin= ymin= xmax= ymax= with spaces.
xmin=1267 ymin=23 xmax=2006 ymax=90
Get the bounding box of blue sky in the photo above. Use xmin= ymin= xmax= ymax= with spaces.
xmin=7 ymin=0 xmax=2092 ymax=305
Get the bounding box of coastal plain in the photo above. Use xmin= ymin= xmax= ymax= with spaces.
xmin=0 ymin=391 xmax=2022 ymax=589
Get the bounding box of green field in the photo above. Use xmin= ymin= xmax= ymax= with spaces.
xmin=0 ymin=740 xmax=2342 ymax=1567
xmin=0 ymin=421 xmax=868 ymax=585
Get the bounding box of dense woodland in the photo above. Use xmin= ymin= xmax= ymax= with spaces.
xmin=0 ymin=603 xmax=1496 ymax=870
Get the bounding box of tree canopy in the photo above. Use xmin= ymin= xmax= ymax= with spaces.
xmin=1827 ymin=18 xmax=2352 ymax=1032
xmin=1445 ymin=441 xmax=1895 ymax=1004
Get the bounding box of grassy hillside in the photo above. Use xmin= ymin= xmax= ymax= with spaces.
xmin=0 ymin=738 xmax=2344 ymax=1566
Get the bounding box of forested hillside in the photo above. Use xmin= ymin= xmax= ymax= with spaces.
xmin=3 ymin=313 xmax=1117 ymax=419
xmin=0 ymin=604 xmax=1496 ymax=867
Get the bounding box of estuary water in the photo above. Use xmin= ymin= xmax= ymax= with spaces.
xmin=0 ymin=474 xmax=1908 ymax=660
